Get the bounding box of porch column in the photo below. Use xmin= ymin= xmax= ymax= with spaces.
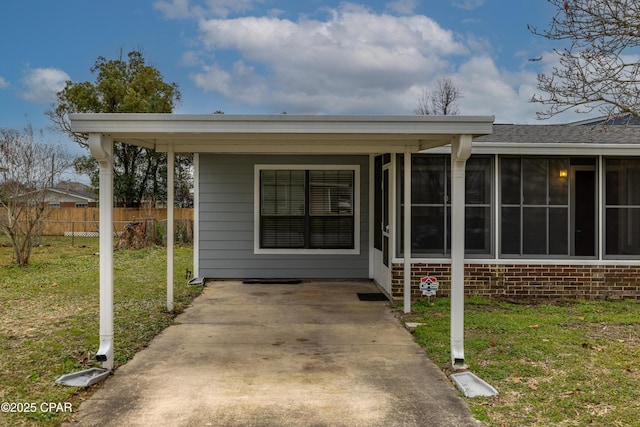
xmin=89 ymin=133 xmax=114 ymax=370
xmin=403 ymin=150 xmax=412 ymax=313
xmin=193 ymin=153 xmax=199 ymax=277
xmin=167 ymin=150 xmax=175 ymax=312
xmin=450 ymin=134 xmax=472 ymax=369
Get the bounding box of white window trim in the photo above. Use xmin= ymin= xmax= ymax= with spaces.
xmin=254 ymin=164 xmax=361 ymax=255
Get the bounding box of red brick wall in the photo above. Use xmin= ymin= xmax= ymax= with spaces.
xmin=391 ymin=263 xmax=640 ymax=301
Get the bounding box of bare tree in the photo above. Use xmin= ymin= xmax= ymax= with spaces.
xmin=415 ymin=78 xmax=462 ymax=116
xmin=0 ymin=125 xmax=73 ymax=266
xmin=529 ymin=0 xmax=640 ymax=121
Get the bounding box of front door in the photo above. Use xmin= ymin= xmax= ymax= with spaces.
xmin=373 ymin=155 xmax=391 ymax=292
xmin=572 ymin=166 xmax=596 ymax=256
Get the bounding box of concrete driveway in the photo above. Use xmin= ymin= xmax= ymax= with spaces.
xmin=67 ymin=280 xmax=481 ymax=426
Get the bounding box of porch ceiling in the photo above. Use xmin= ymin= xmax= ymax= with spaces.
xmin=69 ymin=113 xmax=494 ymax=154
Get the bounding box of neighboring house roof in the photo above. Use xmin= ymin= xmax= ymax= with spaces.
xmin=49 ymin=183 xmax=97 ymax=202
xmin=7 ymin=183 xmax=97 ymax=204
xmin=45 ymin=187 xmax=97 ymax=203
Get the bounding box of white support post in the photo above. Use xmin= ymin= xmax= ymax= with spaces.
xmin=403 ymin=150 xmax=412 ymax=314
xmin=193 ymin=153 xmax=199 ymax=278
xmin=89 ymin=134 xmax=114 ymax=370
xmin=598 ymin=155 xmax=604 ymax=260
xmin=167 ymin=150 xmax=175 ymax=312
xmin=450 ymin=135 xmax=472 ymax=369
xmin=368 ymin=154 xmax=375 ymax=279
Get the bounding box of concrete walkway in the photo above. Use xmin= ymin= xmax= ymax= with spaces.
xmin=67 ymin=280 xmax=481 ymax=426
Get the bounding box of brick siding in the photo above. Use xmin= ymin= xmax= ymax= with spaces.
xmin=391 ymin=263 xmax=640 ymax=301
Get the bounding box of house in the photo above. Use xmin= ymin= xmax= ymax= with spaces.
xmin=1 ymin=182 xmax=97 ymax=208
xmin=444 ymin=121 xmax=640 ymax=301
xmin=44 ymin=182 xmax=97 ymax=208
xmin=69 ymin=113 xmax=494 ymax=370
xmin=68 ymin=113 xmax=640 ymax=371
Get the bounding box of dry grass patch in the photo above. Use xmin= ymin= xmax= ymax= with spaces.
xmin=0 ymin=236 xmax=201 ymax=426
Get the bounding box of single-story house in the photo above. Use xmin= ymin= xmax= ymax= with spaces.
xmin=68 ymin=113 xmax=640 ymax=371
xmin=2 ymin=182 xmax=96 ymax=208
xmin=70 ymin=113 xmax=493 ymax=370
xmin=45 ymin=183 xmax=97 ymax=208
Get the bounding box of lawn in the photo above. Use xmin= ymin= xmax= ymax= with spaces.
xmin=3 ymin=237 xmax=639 ymax=427
xmin=401 ymin=296 xmax=640 ymax=426
xmin=0 ymin=236 xmax=202 ymax=427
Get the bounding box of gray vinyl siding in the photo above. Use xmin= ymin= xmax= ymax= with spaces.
xmin=198 ymin=154 xmax=370 ymax=279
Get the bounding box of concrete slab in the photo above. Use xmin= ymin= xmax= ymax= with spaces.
xmin=66 ymin=280 xmax=482 ymax=426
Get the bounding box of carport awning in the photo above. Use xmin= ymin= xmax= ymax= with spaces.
xmin=68 ymin=113 xmax=494 ymax=372
xmin=69 ymin=113 xmax=494 ymax=154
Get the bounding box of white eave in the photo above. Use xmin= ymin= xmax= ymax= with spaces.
xmin=69 ymin=113 xmax=494 ymax=154
xmin=424 ymin=141 xmax=640 ymax=156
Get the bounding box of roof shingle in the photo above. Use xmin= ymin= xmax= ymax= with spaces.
xmin=474 ymin=124 xmax=640 ymax=144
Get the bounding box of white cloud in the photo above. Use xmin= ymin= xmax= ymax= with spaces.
xmin=386 ymin=0 xmax=418 ymax=15
xmin=190 ymin=5 xmax=467 ymax=113
xmin=154 ymin=0 xmax=192 ymax=19
xmin=0 ymin=76 xmax=10 ymax=89
xmin=453 ymin=0 xmax=486 ymax=11
xmin=154 ymin=0 xmax=261 ymax=19
xmin=20 ymin=67 xmax=70 ymax=103
xmin=452 ymin=56 xmax=542 ymax=123
xmin=181 ymin=50 xmax=204 ymax=67
xmin=168 ymin=2 xmax=568 ymax=123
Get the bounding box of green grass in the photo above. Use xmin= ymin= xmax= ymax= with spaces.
xmin=0 ymin=236 xmax=202 ymax=426
xmin=4 ymin=236 xmax=640 ymax=426
xmin=402 ymin=296 xmax=640 ymax=426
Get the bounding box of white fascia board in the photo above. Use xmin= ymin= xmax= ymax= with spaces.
xmin=69 ymin=113 xmax=495 ymax=133
xmin=69 ymin=114 xmax=494 ymax=151
xmin=422 ymin=142 xmax=640 ymax=156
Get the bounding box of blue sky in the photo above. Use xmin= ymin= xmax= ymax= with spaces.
xmin=0 ymin=0 xmax=583 ymax=154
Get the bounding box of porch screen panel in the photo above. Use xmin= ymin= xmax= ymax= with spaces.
xmin=501 ymin=206 xmax=520 ymax=254
xmin=523 ymin=207 xmax=547 ymax=254
xmin=549 ymin=207 xmax=568 ymax=255
xmin=500 ymin=157 xmax=569 ymax=257
xmin=398 ymin=155 xmax=493 ymax=256
xmin=408 ymin=156 xmax=447 ymax=255
xmin=465 ymin=157 xmax=492 ymax=253
xmin=605 ymin=158 xmax=640 ymax=256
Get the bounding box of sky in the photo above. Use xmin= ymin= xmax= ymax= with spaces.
xmin=0 ymin=0 xmax=591 ymax=156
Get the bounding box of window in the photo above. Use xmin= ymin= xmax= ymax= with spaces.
xmin=500 ymin=157 xmax=569 ymax=256
xmin=398 ymin=155 xmax=493 ymax=256
xmin=256 ymin=165 xmax=359 ymax=253
xmin=605 ymin=158 xmax=640 ymax=257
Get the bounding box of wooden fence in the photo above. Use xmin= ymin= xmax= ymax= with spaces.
xmin=39 ymin=207 xmax=194 ymax=236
